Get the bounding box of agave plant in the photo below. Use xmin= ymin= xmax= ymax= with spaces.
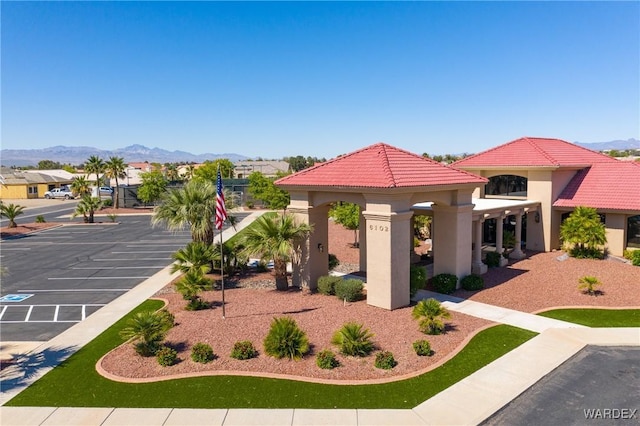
xmin=412 ymin=298 xmax=451 ymax=335
xmin=331 ymin=322 xmax=374 ymax=356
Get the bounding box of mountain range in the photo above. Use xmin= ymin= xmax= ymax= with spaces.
xmin=0 ymin=144 xmax=249 ymax=167
xmin=1 ymin=138 xmax=638 ymax=167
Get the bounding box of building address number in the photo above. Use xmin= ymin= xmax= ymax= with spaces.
xmin=369 ymin=224 xmax=389 ymax=232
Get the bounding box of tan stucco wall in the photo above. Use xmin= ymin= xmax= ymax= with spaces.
xmin=605 ymin=213 xmax=627 ymax=257
xmin=0 ymin=185 xmax=28 ymax=199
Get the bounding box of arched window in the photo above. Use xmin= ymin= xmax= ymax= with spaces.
xmin=485 ymin=175 xmax=527 ymax=197
xmin=628 ymin=215 xmax=640 ymax=249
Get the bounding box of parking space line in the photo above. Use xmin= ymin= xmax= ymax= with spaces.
xmin=0 ymin=306 xmax=7 ymax=320
xmin=72 ymin=266 xmax=166 ymax=270
xmin=48 ymin=276 xmax=150 ymax=280
xmin=82 ymin=305 xmax=86 ymax=320
xmin=53 ymin=305 xmax=60 ymax=321
xmin=111 ymin=251 xmax=175 ymax=254
xmin=126 ymin=244 xmax=184 ymax=247
xmin=24 ymin=305 xmax=34 ymax=322
xmin=0 ymin=248 xmax=31 ymax=251
xmin=19 ymin=289 xmax=131 ymax=292
xmin=93 ymin=258 xmax=170 ymax=261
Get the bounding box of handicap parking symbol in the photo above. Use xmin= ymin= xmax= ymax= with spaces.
xmin=0 ymin=294 xmax=34 ymax=303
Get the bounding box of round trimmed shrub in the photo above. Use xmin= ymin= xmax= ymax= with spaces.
xmin=335 ymin=278 xmax=364 ymax=302
xmin=432 ymin=273 xmax=458 ymax=294
xmin=156 ymin=346 xmax=178 ymax=366
xmin=374 ymin=351 xmax=397 ymax=370
xmin=263 ymin=316 xmax=309 ymax=360
xmin=413 ymin=339 xmax=432 ymax=356
xmin=484 ymin=252 xmax=501 ymax=268
xmin=317 ymin=275 xmax=342 ymax=296
xmin=316 ymin=349 xmax=339 ymax=370
xmin=410 ymin=265 xmax=427 ymax=298
xmin=191 ymin=342 xmax=216 ymax=363
xmin=461 ymin=274 xmax=484 ymax=291
xmin=230 ymin=340 xmax=257 ymax=360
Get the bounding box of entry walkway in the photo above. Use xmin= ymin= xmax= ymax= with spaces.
xmin=2 ymin=225 xmax=639 ymax=424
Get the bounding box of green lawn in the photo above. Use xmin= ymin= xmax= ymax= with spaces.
xmin=538 ymin=308 xmax=640 ymax=327
xmin=7 ymin=300 xmax=536 ymax=409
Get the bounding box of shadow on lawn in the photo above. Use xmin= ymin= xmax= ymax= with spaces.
xmin=1 ymin=345 xmax=77 ymax=393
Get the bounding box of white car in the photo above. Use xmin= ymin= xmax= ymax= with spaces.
xmin=44 ymin=188 xmax=75 ymax=200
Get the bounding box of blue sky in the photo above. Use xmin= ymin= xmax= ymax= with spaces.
xmin=2 ymin=1 xmax=639 ymax=159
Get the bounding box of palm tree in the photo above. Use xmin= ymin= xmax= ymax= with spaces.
xmin=560 ymin=206 xmax=607 ymax=257
xmin=578 ymin=276 xmax=602 ymax=296
xmin=174 ymin=270 xmax=212 ymax=310
xmin=104 ymin=156 xmax=126 ymax=209
xmin=152 ymin=179 xmax=218 ymax=245
xmin=241 ymin=213 xmax=312 ymax=290
xmin=166 ymin=164 xmax=179 ymax=182
xmin=171 ymin=241 xmax=214 ymax=275
xmin=119 ymin=310 xmax=169 ymax=356
xmin=412 ymin=298 xmax=451 ymax=335
xmin=0 ymin=203 xmax=25 ymax=228
xmin=70 ymin=176 xmax=91 ymax=197
xmin=85 ymin=155 xmax=105 ymax=195
xmin=184 ymin=164 xmax=196 ymax=181
xmin=72 ymin=195 xmax=102 ymax=223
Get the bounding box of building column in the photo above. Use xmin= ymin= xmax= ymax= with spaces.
xmin=472 ymin=219 xmax=488 ymax=274
xmin=289 ymin=204 xmax=329 ymax=291
xmin=359 ymin=214 xmax=367 ymax=272
xmin=362 ymin=206 xmax=413 ymax=310
xmin=495 ymin=214 xmax=509 ymax=267
xmin=509 ymin=211 xmax=525 ymax=260
xmin=432 ymin=203 xmax=474 ymax=287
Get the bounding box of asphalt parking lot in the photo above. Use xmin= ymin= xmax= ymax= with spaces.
xmin=1 ymin=209 xmax=248 ymax=342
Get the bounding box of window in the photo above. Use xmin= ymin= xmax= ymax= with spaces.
xmin=485 ymin=175 xmax=527 ymax=197
xmin=28 ymin=186 xmax=38 ymax=195
xmin=628 ymin=215 xmax=640 ymax=249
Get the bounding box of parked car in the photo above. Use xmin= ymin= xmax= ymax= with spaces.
xmin=44 ymin=187 xmax=75 ymax=200
xmin=92 ymin=187 xmax=113 ymax=197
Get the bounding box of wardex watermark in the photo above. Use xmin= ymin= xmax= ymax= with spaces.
xmin=583 ymin=408 xmax=638 ymax=420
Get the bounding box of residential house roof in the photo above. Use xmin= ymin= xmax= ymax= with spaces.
xmin=276 ymin=143 xmax=487 ymax=188
xmin=453 ymin=137 xmax=618 ymax=168
xmin=234 ymin=160 xmax=290 ymax=177
xmin=553 ymin=161 xmax=640 ymax=211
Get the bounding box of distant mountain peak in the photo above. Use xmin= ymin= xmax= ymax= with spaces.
xmin=575 ymin=138 xmax=639 ymax=151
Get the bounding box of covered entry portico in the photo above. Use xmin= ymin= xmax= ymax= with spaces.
xmin=276 ymin=143 xmax=487 ymax=310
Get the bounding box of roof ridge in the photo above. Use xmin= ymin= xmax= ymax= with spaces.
xmin=379 ymin=144 xmax=397 ymax=188
xmin=526 ymin=137 xmax=559 ymax=165
xmin=452 ymin=137 xmax=523 ymax=166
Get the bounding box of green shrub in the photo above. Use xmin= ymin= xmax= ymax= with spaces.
xmin=35 ymin=215 xmax=46 ymax=223
xmin=186 ymin=297 xmax=210 ymax=311
xmin=484 ymin=252 xmax=501 ymax=268
xmin=107 ymin=213 xmax=117 ymax=223
xmin=432 ymin=273 xmax=457 ymax=295
xmin=263 ymin=316 xmax=310 ymax=360
xmin=625 ymin=250 xmax=640 ymax=266
xmin=315 ymin=349 xmax=339 ymax=369
xmin=156 ymin=346 xmax=178 ymax=366
xmin=410 ymin=265 xmax=427 ymax=298
xmin=412 ymin=298 xmax=451 ymax=335
xmin=191 ymin=342 xmax=216 ymax=363
xmin=245 ymin=200 xmax=254 ymax=209
xmin=374 ymin=351 xmax=397 ymax=369
xmin=230 ymin=341 xmax=257 ymax=360
xmin=578 ymin=276 xmax=602 ymax=296
xmin=331 ymin=322 xmax=374 ymax=356
xmin=335 ymin=278 xmax=364 ymax=302
xmin=328 ymin=253 xmax=340 ymax=271
xmin=102 ymin=198 xmax=113 ymax=207
xmin=570 ymin=246 xmax=604 ymax=259
xmin=157 ymin=308 xmax=175 ymax=332
xmin=623 ymin=249 xmax=634 ymax=260
xmin=119 ymin=310 xmax=168 ymax=357
xmin=256 ymin=261 xmax=269 ymax=273
xmin=413 ymin=339 xmax=432 ymax=356
xmin=413 ymin=236 xmax=421 ymax=248
xmin=460 ymin=274 xmax=484 ymax=291
xmin=317 ymin=275 xmax=342 ymax=296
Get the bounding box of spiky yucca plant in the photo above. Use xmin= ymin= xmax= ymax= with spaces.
xmin=263 ymin=316 xmax=309 ymax=360
xmin=331 ymin=322 xmax=374 ymax=356
xmin=412 ymin=298 xmax=451 ymax=335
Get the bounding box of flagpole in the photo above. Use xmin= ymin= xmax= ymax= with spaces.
xmin=220 ymin=227 xmax=225 ymax=319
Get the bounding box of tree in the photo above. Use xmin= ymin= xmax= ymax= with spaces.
xmin=560 ymin=206 xmax=607 ymax=258
xmin=72 ymin=195 xmax=102 ymax=223
xmin=174 ymin=270 xmax=212 ymax=310
xmin=37 ymin=160 xmax=63 ymax=170
xmin=183 ymin=164 xmax=196 ymax=181
xmin=152 ymin=179 xmax=217 ymax=245
xmin=70 ymin=176 xmax=91 ymax=197
xmin=62 ymin=164 xmax=76 ymax=173
xmin=193 ymin=159 xmax=235 ymax=181
xmin=329 ymin=202 xmax=360 ymax=247
xmin=104 ymin=156 xmax=127 ymax=209
xmin=578 ymin=276 xmax=602 ymax=296
xmin=0 ymin=203 xmax=25 ymax=228
xmin=138 ymin=170 xmax=167 ymax=205
xmin=171 ymin=242 xmax=214 ymax=275
xmin=119 ymin=310 xmax=170 ymax=356
xmin=241 ymin=213 xmax=312 ymax=290
xmin=247 ymin=171 xmax=290 ymax=210
xmin=85 ymin=155 xmax=105 ymax=191
xmin=165 ymin=164 xmax=179 ymax=182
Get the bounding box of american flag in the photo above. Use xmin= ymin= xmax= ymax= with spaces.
xmin=215 ymin=170 xmax=227 ymax=230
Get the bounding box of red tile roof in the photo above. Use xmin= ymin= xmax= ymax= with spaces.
xmin=453 ymin=137 xmax=618 ymax=168
xmin=553 ymin=162 xmax=640 ymax=211
xmin=276 ymin=143 xmax=487 ymax=188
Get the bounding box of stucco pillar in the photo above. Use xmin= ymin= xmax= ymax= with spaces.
xmin=362 ymin=206 xmax=413 ymax=310
xmin=495 ymin=214 xmax=508 ymax=267
xmin=510 ymin=211 xmax=525 ymax=260
xmin=410 ymin=215 xmax=420 ymax=264
xmin=359 ymin=214 xmax=367 ymax=272
xmin=432 ymin=203 xmax=474 ymax=287
xmin=472 ymin=219 xmax=488 ymax=274
xmin=289 ymin=204 xmax=329 ymax=291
